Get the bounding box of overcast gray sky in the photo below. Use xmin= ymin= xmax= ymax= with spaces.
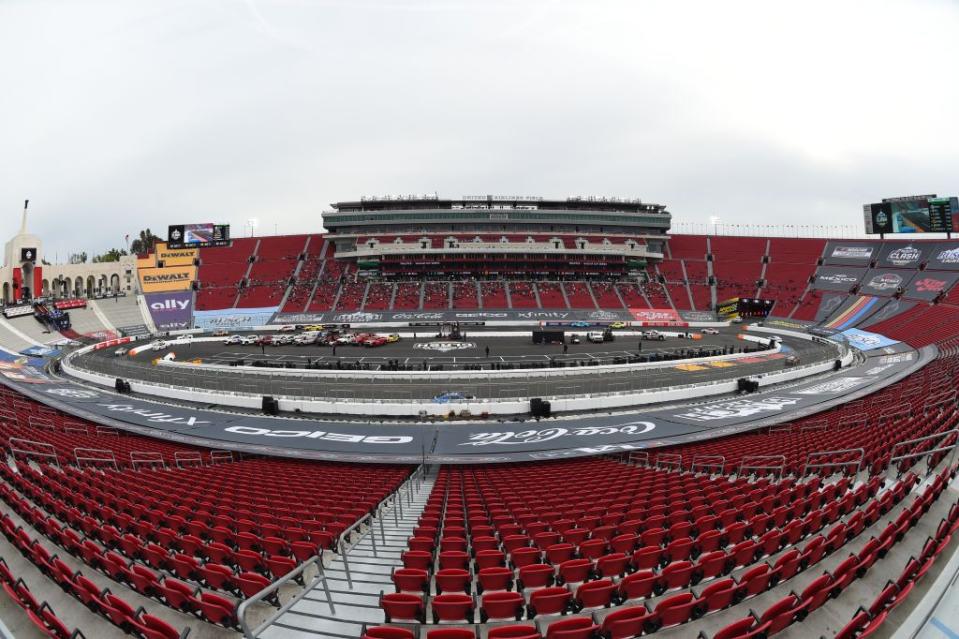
xmin=1 ymin=0 xmax=957 ymax=260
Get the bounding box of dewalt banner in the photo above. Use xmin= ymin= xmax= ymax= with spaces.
xmin=139 ymin=265 xmax=196 ymax=292
xmin=154 ymin=242 xmax=198 ymax=266
xmin=717 ymin=298 xmax=740 ymax=319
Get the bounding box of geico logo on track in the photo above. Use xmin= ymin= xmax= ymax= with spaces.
xmin=224 ymin=425 xmax=412 ymax=444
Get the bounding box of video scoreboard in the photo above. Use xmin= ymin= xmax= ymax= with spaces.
xmin=168 ymin=223 xmax=231 ymax=249
xmin=864 ymin=195 xmax=959 ymax=235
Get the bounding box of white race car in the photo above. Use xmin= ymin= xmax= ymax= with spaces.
xmin=150 ymin=340 xmax=168 ymax=351
xmin=277 ymin=325 xmax=297 ymax=332
xmin=701 ymin=328 xmax=720 ymax=335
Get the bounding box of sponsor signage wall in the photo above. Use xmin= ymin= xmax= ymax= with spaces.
xmin=145 ymin=291 xmax=194 ymax=331
xmin=194 ymin=306 xmax=278 ymax=329
xmin=903 ymin=271 xmax=959 ymax=301
xmin=814 ymin=293 xmax=849 ymax=323
xmin=821 ymin=296 xmax=882 ymax=330
xmin=154 ymin=242 xmax=199 ymax=266
xmin=858 ymin=269 xmax=913 ymax=296
xmin=860 ymin=299 xmax=916 ymax=328
xmin=629 ymin=308 xmax=683 ymax=324
xmin=270 ymin=309 xmax=639 ymax=325
xmin=839 ymin=327 xmax=901 ymax=351
xmin=813 ymin=266 xmax=866 ymax=291
xmin=823 ymin=241 xmax=880 ymax=266
xmin=877 ymin=243 xmax=928 ymax=268
xmin=927 ymin=244 xmax=959 ymax=271
xmin=139 ymin=265 xmax=196 ymax=292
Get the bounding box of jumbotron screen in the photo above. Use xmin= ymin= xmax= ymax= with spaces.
xmin=167 ymin=223 xmax=230 ymax=248
xmin=864 ymin=195 xmax=957 ymax=234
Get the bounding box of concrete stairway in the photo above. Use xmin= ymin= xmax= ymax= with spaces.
xmin=256 ymin=468 xmax=435 ymax=639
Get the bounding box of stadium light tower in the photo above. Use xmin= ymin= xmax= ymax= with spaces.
xmin=709 ymin=216 xmax=720 ymax=236
xmin=247 ymin=218 xmax=258 ymax=237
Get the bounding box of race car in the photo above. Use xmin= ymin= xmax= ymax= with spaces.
xmin=304 ymin=324 xmax=326 ymax=332
xmin=569 ymin=321 xmax=591 ymax=328
xmin=610 ymin=321 xmax=628 ymax=329
xmin=386 ymin=334 xmax=401 ymax=343
xmin=433 ymin=391 xmax=476 ymax=404
xmin=114 ymin=347 xmax=129 ymax=357
xmin=223 ymin=335 xmax=244 ymax=345
xmin=701 ymin=328 xmax=720 ymax=335
xmin=277 ymin=325 xmax=297 ymax=332
xmin=150 ymin=340 xmax=168 ymax=352
xmin=364 ymin=336 xmax=388 ymax=347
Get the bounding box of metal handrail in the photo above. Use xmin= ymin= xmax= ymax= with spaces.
xmin=174 ymin=451 xmax=203 ymax=468
xmin=73 ymin=447 xmax=119 ymax=471
xmin=237 ymin=554 xmax=333 ymax=639
xmin=130 ymin=451 xmax=166 ymax=470
xmin=338 ymin=465 xmax=425 ymax=589
xmin=890 ymin=429 xmax=959 ymax=475
xmin=802 ymin=447 xmax=864 ymax=477
xmin=738 ymin=455 xmax=786 ymax=478
xmin=627 ymin=451 xmax=650 ymax=467
xmin=690 ymin=455 xmax=725 ymax=475
xmin=9 ymin=438 xmax=60 ymax=470
xmin=655 ymin=453 xmax=683 ymax=472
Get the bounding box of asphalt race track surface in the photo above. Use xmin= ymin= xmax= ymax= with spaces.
xmin=78 ymin=330 xmax=837 ymax=403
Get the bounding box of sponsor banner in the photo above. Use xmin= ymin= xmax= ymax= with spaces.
xmin=672 ymin=396 xmax=801 ymax=423
xmin=154 ymin=242 xmax=199 ymax=267
xmin=813 ymin=266 xmax=866 ymax=292
xmin=53 ymin=298 xmax=87 ymax=310
xmin=877 ymin=243 xmax=929 ymax=268
xmin=139 ymin=265 xmax=196 ymax=292
xmin=92 ymin=337 xmax=132 ymax=351
xmin=629 ymin=308 xmax=682 ymax=324
xmin=839 ymin=327 xmax=901 ymax=351
xmin=822 ymin=295 xmax=881 ymax=330
xmin=814 ymin=293 xmax=849 ymax=323
xmin=903 ymin=271 xmax=959 ymax=301
xmin=823 ymin=241 xmax=880 ymax=266
xmin=269 ymin=309 xmax=637 ymax=325
xmin=717 ymin=298 xmax=739 ymax=319
xmin=859 ymin=299 xmax=916 ymax=328
xmin=762 ymin=318 xmax=815 ymax=329
xmin=414 ymin=342 xmax=476 ymax=352
xmin=20 ymin=346 xmax=61 ymax=358
xmin=677 ymin=310 xmax=717 ymax=322
xmin=194 ymin=306 xmax=278 ymax=330
xmin=145 ymin=291 xmax=194 ymax=331
xmin=927 ymin=243 xmax=959 ymax=271
xmin=858 ymin=269 xmax=913 ymax=296
xmin=3 ymin=305 xmax=34 ymax=319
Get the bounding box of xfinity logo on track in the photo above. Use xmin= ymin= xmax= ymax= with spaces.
xmin=414 ymin=342 xmax=476 ymax=352
xmin=224 ymin=426 xmax=412 ymax=444
xmin=46 ymin=387 xmax=101 ymax=399
xmin=96 ymin=403 xmax=211 ymax=426
xmin=793 ymin=377 xmax=867 ymax=395
xmin=674 ymin=397 xmax=799 ymax=422
xmin=150 ymin=299 xmax=190 ymax=311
